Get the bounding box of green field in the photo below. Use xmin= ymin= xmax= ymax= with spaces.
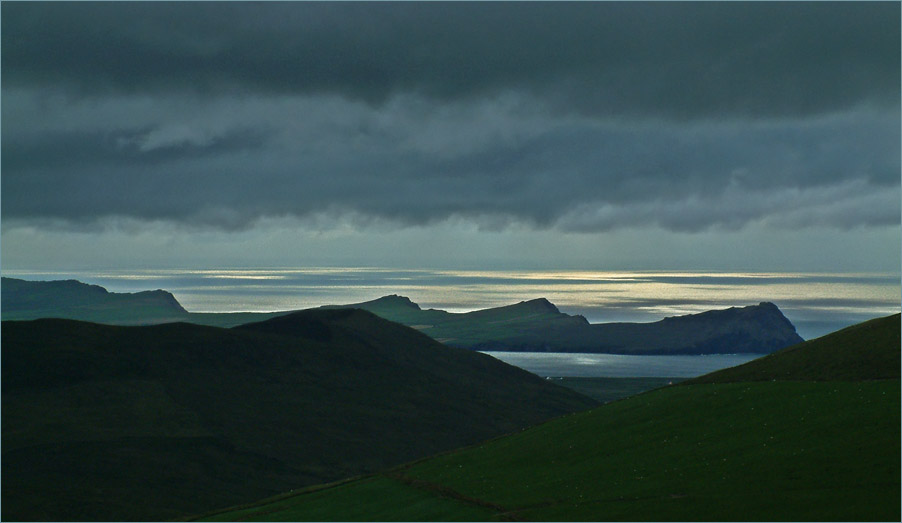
xmin=687 ymin=313 xmax=901 ymax=383
xmin=199 ymin=475 xmax=497 ymax=522
xmin=554 ymin=377 xmax=682 ymax=403
xmin=199 ymin=379 xmax=899 ymax=521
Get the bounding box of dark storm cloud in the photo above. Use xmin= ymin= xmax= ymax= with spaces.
xmin=2 ymin=2 xmax=898 ymax=119
xmin=2 ymin=2 xmax=899 ymax=233
xmin=2 ymin=127 xmax=270 ymax=173
xmin=3 ymin=99 xmax=898 ymax=231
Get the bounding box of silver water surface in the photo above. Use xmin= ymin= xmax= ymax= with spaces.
xmin=481 ymin=351 xmax=761 ymax=378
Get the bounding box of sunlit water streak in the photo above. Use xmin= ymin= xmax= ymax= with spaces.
xmin=3 ymin=267 xmax=898 ymax=339
xmin=481 ymin=352 xmax=761 ymax=378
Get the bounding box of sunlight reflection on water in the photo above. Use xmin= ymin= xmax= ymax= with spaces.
xmin=3 ymin=267 xmax=898 ymax=339
xmin=481 ymin=351 xmax=762 ymax=378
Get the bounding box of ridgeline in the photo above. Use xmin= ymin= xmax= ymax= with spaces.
xmin=2 ymin=277 xmax=805 ymax=355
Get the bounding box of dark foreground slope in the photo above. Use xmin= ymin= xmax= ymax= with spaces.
xmin=202 ymin=314 xmax=900 ymax=522
xmin=1 ymin=310 xmax=596 ymax=521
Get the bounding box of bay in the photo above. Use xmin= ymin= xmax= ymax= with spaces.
xmin=481 ymin=351 xmax=761 ymax=378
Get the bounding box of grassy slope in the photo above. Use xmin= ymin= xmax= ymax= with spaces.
xmin=687 ymin=313 xmax=900 ymax=384
xmin=201 ymin=476 xmax=497 ymax=522
xmin=2 ymin=311 xmax=596 ymax=521
xmin=200 ymin=381 xmax=899 ymax=522
xmin=554 ymin=377 xmax=683 ymax=403
xmin=410 ymin=381 xmax=898 ymax=522
xmin=202 ymin=313 xmax=900 ymax=522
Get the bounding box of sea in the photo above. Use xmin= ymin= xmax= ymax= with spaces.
xmin=3 ymin=267 xmax=898 ymax=378
xmin=481 ymin=352 xmax=761 ymax=378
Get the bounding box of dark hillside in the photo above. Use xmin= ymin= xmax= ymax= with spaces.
xmin=2 ymin=312 xmax=595 ymax=521
xmin=1 ymin=277 xmax=188 ymax=324
xmin=687 ymin=313 xmax=900 ymax=384
xmin=200 ymin=315 xmax=900 ymax=522
xmin=200 ymin=381 xmax=900 ymax=522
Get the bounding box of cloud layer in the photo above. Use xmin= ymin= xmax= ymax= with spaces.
xmin=2 ymin=2 xmax=899 ymax=234
xmin=4 ymin=3 xmax=898 ymax=117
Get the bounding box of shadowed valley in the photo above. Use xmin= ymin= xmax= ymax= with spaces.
xmin=2 ymin=310 xmax=596 ymax=521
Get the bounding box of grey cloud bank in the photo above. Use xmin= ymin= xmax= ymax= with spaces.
xmin=4 ymin=92 xmax=898 ymax=232
xmin=1 ymin=2 xmax=899 ymax=273
xmin=4 ymin=2 xmax=898 ymax=118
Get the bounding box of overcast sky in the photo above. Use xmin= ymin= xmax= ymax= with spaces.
xmin=2 ymin=2 xmax=899 ymax=272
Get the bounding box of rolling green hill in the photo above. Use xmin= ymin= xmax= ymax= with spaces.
xmin=1 ymin=310 xmax=596 ymax=521
xmin=200 ymin=313 xmax=900 ymax=522
xmin=686 ymin=313 xmax=900 ymax=384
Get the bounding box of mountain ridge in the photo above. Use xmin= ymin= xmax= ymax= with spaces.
xmin=336 ymin=294 xmax=803 ymax=355
xmin=3 ymin=277 xmax=804 ymax=354
xmin=1 ymin=276 xmax=188 ymax=324
xmin=365 ymin=294 xmax=422 ymax=310
xmin=503 ymin=297 xmax=562 ymax=314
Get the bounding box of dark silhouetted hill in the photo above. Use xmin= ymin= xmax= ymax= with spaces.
xmin=1 ymin=277 xmax=188 ymax=324
xmin=1 ymin=310 xmax=596 ymax=521
xmin=2 ymin=277 xmax=803 ymax=354
xmin=331 ymin=296 xmax=803 ymax=355
xmin=571 ymin=302 xmax=805 ymax=355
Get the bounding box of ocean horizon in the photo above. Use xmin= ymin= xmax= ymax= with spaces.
xmin=3 ymin=267 xmax=898 ymax=340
